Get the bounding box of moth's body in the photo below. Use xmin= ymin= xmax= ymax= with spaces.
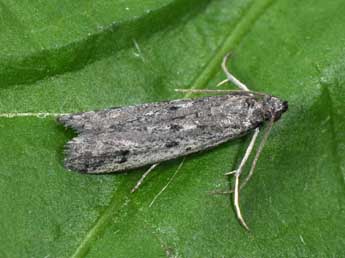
xmin=58 ymin=92 xmax=287 ymax=173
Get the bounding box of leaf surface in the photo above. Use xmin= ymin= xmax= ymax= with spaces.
xmin=0 ymin=0 xmax=344 ymax=257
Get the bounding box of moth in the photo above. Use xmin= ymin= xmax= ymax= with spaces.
xmin=58 ymin=92 xmax=287 ymax=173
xmin=58 ymin=54 xmax=288 ymax=230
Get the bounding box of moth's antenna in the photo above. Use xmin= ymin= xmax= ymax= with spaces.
xmin=240 ymin=116 xmax=275 ymax=190
xmin=174 ymin=89 xmax=267 ymax=98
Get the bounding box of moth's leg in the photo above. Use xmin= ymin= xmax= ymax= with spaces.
xmin=210 ymin=126 xmax=261 ymax=197
xmin=149 ymin=158 xmax=185 ymax=207
xmin=239 ymin=117 xmax=275 ymax=190
xmin=131 ymin=163 xmax=159 ymax=193
xmin=226 ymin=117 xmax=274 ymax=229
xmin=215 ymin=53 xmax=257 ymax=229
xmin=216 ymin=79 xmax=229 ymax=87
xmin=225 ymin=128 xmax=260 ymax=178
xmin=224 ymin=170 xmax=237 ymax=175
xmin=218 ymin=52 xmax=250 ymax=91
xmin=208 ymin=171 xmax=235 ymax=195
xmin=226 ymin=127 xmax=260 ymax=230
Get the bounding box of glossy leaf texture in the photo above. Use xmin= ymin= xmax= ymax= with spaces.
xmin=0 ymin=0 xmax=344 ymax=257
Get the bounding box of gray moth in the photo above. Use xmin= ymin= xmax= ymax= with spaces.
xmin=57 ymin=91 xmax=288 ymax=174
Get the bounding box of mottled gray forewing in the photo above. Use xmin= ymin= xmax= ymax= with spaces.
xmin=64 ymin=129 xmax=229 ymax=173
xmin=58 ymin=99 xmax=196 ymax=134
xmin=58 ymin=94 xmax=256 ymax=134
xmin=59 ymin=93 xmax=267 ymax=173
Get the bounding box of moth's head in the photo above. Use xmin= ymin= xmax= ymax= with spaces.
xmin=262 ymin=95 xmax=288 ymax=121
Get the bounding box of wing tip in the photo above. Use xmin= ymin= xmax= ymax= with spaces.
xmin=57 ymin=114 xmax=86 ymax=133
xmin=56 ymin=114 xmax=75 ymax=128
xmin=62 ymin=138 xmax=107 ymax=174
xmin=62 ymin=138 xmax=87 ymax=173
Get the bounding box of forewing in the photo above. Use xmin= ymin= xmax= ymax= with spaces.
xmin=58 ymin=93 xmax=262 ymax=135
xmin=57 ymin=99 xmax=196 ymax=134
xmin=64 ymin=129 xmax=231 ymax=173
xmin=61 ymin=93 xmax=267 ymax=173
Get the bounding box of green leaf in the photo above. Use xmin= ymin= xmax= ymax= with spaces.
xmin=1 ymin=0 xmax=344 ymax=257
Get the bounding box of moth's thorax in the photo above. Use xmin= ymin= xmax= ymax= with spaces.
xmin=219 ymin=93 xmax=287 ymax=121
